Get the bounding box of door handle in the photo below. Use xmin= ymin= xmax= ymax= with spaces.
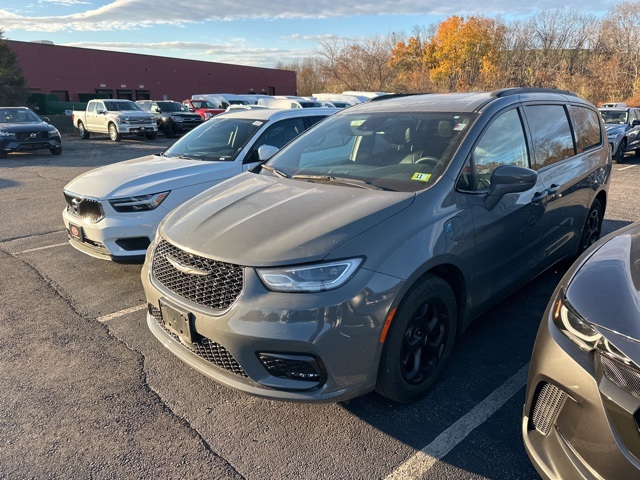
xmin=531 ymin=191 xmax=548 ymax=205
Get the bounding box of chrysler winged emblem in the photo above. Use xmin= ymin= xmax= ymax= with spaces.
xmin=166 ymin=255 xmax=212 ymax=276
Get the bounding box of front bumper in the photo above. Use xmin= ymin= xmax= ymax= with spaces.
xmin=118 ymin=124 xmax=157 ymax=135
xmin=141 ymin=241 xmax=403 ymax=402
xmin=62 ymin=206 xmax=169 ymax=262
xmin=522 ymin=302 xmax=640 ymax=479
xmin=0 ymin=135 xmax=61 ymax=153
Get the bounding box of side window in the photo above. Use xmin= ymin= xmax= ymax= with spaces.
xmin=88 ymin=102 xmax=97 ymax=113
xmin=243 ymin=118 xmax=305 ymax=164
xmin=568 ymin=106 xmax=602 ymax=153
xmin=304 ymin=116 xmax=326 ymax=129
xmin=525 ymin=105 xmax=575 ymax=168
xmin=463 ymin=108 xmax=529 ymax=191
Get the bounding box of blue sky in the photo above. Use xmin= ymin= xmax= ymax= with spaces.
xmin=0 ymin=0 xmax=622 ymax=68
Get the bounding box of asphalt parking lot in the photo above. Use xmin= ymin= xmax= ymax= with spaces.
xmin=1 ymin=134 xmax=638 ymax=479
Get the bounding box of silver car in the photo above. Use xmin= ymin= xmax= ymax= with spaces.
xmin=142 ymin=89 xmax=611 ymax=403
xmin=523 ymin=221 xmax=640 ymax=478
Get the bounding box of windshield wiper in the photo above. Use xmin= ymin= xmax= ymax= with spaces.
xmin=260 ymin=164 xmax=291 ymax=178
xmin=292 ymin=174 xmax=382 ymax=190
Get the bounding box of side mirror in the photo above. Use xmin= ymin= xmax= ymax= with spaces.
xmin=42 ymin=116 xmax=51 ymax=123
xmin=484 ymin=165 xmax=538 ymax=210
xmin=97 ymin=109 xmax=105 ymax=114
xmin=632 ymin=119 xmax=640 ymax=127
xmin=154 ymin=107 xmax=161 ymax=113
xmin=258 ymin=145 xmax=279 ymax=162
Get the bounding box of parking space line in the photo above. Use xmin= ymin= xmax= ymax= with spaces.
xmin=618 ymin=165 xmax=637 ymax=171
xmin=97 ymin=304 xmax=146 ymax=323
xmin=386 ymin=363 xmax=529 ymax=480
xmin=16 ymin=242 xmax=69 ymax=254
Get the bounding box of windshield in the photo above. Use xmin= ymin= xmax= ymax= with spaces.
xmin=105 ymin=101 xmax=142 ymax=112
xmin=191 ymin=100 xmax=215 ymax=109
xmin=162 ymin=116 xmax=265 ymax=161
xmin=0 ymin=108 xmax=42 ymax=123
xmin=264 ymin=111 xmax=476 ymax=192
xmin=158 ymin=102 xmax=188 ymax=112
xmin=600 ymin=110 xmax=629 ymax=125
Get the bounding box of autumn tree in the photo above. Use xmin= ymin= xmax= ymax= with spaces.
xmin=388 ymin=27 xmax=434 ymax=92
xmin=426 ymin=15 xmax=506 ymax=91
xmin=0 ymin=29 xmax=30 ymax=106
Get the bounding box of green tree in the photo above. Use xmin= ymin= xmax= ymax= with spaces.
xmin=0 ymin=29 xmax=30 ymax=106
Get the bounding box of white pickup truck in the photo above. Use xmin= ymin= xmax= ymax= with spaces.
xmin=72 ymin=99 xmax=158 ymax=142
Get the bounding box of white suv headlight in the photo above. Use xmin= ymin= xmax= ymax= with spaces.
xmin=257 ymin=258 xmax=362 ymax=293
xmin=109 ymin=191 xmax=170 ymax=212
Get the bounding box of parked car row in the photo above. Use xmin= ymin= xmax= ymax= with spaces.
xmin=10 ymin=87 xmax=640 ymax=478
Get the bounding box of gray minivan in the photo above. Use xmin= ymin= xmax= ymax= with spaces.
xmin=141 ymin=88 xmax=611 ymax=403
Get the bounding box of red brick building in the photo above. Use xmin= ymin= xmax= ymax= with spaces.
xmin=9 ymin=40 xmax=297 ymax=103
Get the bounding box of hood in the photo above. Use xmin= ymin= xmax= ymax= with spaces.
xmin=566 ymin=222 xmax=640 ymax=342
xmin=605 ymin=124 xmax=626 ymax=133
xmin=0 ymin=121 xmax=49 ymax=133
xmin=64 ymin=155 xmax=240 ymax=199
xmin=160 ymin=172 xmax=415 ymax=266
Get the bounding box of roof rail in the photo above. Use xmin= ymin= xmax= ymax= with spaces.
xmin=366 ymin=93 xmax=425 ymax=102
xmin=491 ymin=88 xmax=577 ymax=98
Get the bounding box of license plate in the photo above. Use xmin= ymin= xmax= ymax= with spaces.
xmin=68 ymin=223 xmax=84 ymax=242
xmin=160 ymin=301 xmax=194 ymax=345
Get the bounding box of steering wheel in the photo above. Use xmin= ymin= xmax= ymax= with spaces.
xmin=415 ymin=156 xmax=440 ymax=168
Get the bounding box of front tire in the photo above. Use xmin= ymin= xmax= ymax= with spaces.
xmin=77 ymin=122 xmax=90 ymax=139
xmin=145 ymin=132 xmax=157 ymax=140
xmin=577 ymin=199 xmax=604 ymax=256
xmin=615 ymin=138 xmax=627 ymax=163
xmin=376 ymin=274 xmax=457 ymax=403
xmin=108 ymin=123 xmax=122 ymax=142
xmin=50 ymin=147 xmax=62 ymax=156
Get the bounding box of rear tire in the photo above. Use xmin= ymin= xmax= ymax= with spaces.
xmin=77 ymin=122 xmax=90 ymax=139
xmin=376 ymin=274 xmax=457 ymax=403
xmin=577 ymin=199 xmax=604 ymax=256
xmin=108 ymin=123 xmax=122 ymax=142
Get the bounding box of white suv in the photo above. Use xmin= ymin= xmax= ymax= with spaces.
xmin=62 ymin=107 xmax=336 ymax=262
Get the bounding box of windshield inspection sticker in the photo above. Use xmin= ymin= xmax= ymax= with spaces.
xmin=412 ymin=172 xmax=431 ymax=182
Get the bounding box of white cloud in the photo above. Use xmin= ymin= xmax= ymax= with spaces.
xmin=59 ymin=40 xmax=317 ymax=67
xmin=0 ymin=0 xmax=620 ymax=32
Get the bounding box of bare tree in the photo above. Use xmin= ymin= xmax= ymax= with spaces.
xmin=316 ymin=35 xmax=397 ymax=92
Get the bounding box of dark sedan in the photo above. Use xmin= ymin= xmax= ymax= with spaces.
xmin=0 ymin=107 xmax=62 ymax=158
xmin=523 ymin=221 xmax=640 ymax=478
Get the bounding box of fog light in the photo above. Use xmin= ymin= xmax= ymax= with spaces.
xmin=258 ymin=353 xmax=326 ymax=383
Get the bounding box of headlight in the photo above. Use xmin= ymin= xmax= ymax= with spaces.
xmin=607 ymin=133 xmax=619 ymax=139
xmin=552 ymin=295 xmax=602 ymax=351
xmin=0 ymin=131 xmax=16 ymax=138
xmin=116 ymin=116 xmax=129 ymax=125
xmin=109 ymin=191 xmax=170 ymax=212
xmin=257 ymin=258 xmax=363 ymax=292
xmin=170 ymin=116 xmax=184 ymax=122
xmin=47 ymin=125 xmax=60 ymax=135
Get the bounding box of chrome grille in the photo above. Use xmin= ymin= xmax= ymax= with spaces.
xmin=601 ymin=354 xmax=640 ymax=398
xmin=64 ymin=192 xmax=104 ymax=222
xmin=127 ymin=117 xmax=153 ymax=125
xmin=531 ymin=382 xmax=568 ymax=435
xmin=152 ymin=239 xmax=244 ymax=310
xmin=149 ymin=305 xmax=248 ymax=377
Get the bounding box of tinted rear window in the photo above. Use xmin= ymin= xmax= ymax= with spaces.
xmin=569 ymin=105 xmax=602 ymax=153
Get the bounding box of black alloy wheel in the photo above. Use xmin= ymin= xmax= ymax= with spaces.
xmin=376 ymin=274 xmax=457 ymax=403
xmin=577 ymin=199 xmax=603 ymax=256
